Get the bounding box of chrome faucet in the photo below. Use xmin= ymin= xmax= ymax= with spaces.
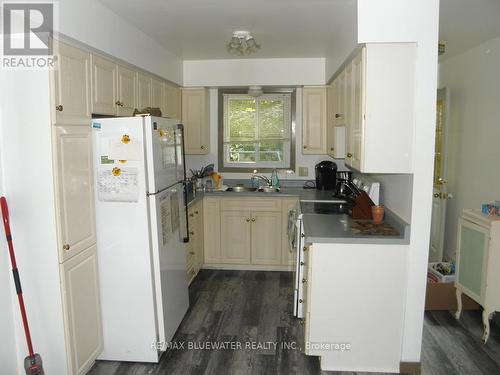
xmin=251 ymin=171 xmax=272 ymax=187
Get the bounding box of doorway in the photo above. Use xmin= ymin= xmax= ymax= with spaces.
xmin=429 ymin=88 xmax=451 ymax=262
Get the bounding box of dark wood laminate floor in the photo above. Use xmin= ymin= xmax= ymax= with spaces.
xmin=88 ymin=270 xmax=500 ymax=375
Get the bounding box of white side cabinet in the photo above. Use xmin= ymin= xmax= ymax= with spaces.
xmin=52 ymin=124 xmax=96 ymax=263
xmin=455 ymin=210 xmax=500 ymax=343
xmin=164 ymin=82 xmax=182 ymax=120
xmin=332 ymin=43 xmax=416 ymax=173
xmin=60 ymin=245 xmax=103 ymax=375
xmin=302 ymin=86 xmax=327 ymax=155
xmin=52 ymin=42 xmax=91 ymax=124
xmin=51 ymin=39 xmax=103 ymax=374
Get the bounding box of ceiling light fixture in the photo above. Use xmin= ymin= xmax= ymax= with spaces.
xmin=226 ymin=31 xmax=261 ymax=56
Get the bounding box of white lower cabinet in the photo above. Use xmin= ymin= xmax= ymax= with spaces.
xmin=187 ymin=200 xmax=203 ymax=283
xmin=303 ymin=242 xmax=407 ymax=372
xmin=221 ymin=210 xmax=252 ymax=264
xmin=60 ymin=245 xmax=103 ymax=375
xmin=251 ymin=211 xmax=282 ymax=265
xmin=205 ymin=197 xmax=284 ymax=266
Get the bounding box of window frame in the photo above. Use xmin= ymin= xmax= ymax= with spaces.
xmin=218 ymin=87 xmax=296 ymax=173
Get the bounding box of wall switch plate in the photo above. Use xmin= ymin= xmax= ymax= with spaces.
xmin=298 ymin=167 xmax=308 ymax=177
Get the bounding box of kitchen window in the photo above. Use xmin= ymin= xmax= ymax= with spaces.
xmin=219 ymin=89 xmax=295 ymax=172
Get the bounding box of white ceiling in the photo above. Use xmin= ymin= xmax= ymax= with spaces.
xmin=439 ymin=0 xmax=500 ymax=60
xmin=96 ymin=0 xmax=357 ymax=60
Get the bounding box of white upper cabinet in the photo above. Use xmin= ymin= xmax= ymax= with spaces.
xmin=164 ymin=82 xmax=182 ymax=120
xmin=302 ymin=86 xmax=327 ymax=155
xmin=182 ymin=88 xmax=210 ymax=154
xmin=326 ymin=81 xmax=346 ymax=159
xmin=116 ymin=64 xmax=137 ymax=116
xmin=151 ymin=77 xmax=165 ymax=114
xmin=137 ymin=73 xmax=152 ymax=109
xmin=91 ymin=55 xmax=117 ymax=116
xmin=52 ymin=42 xmax=91 ymax=124
xmin=338 ymin=43 xmax=416 ymax=173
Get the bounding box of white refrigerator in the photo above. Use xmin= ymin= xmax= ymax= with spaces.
xmin=91 ymin=115 xmax=189 ymax=362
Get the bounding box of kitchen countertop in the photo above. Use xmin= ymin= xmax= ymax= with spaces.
xmin=186 ymin=184 xmax=410 ymax=245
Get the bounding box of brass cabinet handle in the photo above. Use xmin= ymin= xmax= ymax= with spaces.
xmin=246 ymin=218 xmax=250 ymax=222
xmin=56 ymin=105 xmax=63 ymax=112
xmin=63 ymin=244 xmax=70 ymax=251
xmin=303 ymin=145 xmax=307 ymax=149
xmin=299 ymin=319 xmax=305 ymax=325
xmin=115 ymin=100 xmax=121 ymax=106
xmin=330 ymin=147 xmax=334 ymax=151
xmin=195 ymin=211 xmax=199 ymax=215
xmin=251 ymin=218 xmax=256 ymax=222
xmin=434 ymin=193 xmax=440 ymax=198
xmin=303 ymin=246 xmax=308 ymax=251
xmin=200 ymin=145 xmax=205 ymax=150
xmin=302 ymin=278 xmax=307 ymax=283
xmin=335 ymin=113 xmax=341 ymax=118
xmin=300 ymin=261 xmax=305 ymax=266
xmin=189 ymin=213 xmax=194 ymax=217
xmin=191 ymin=269 xmax=196 ymax=275
xmin=189 ymin=231 xmax=194 ymax=235
xmin=347 ymin=152 xmax=353 ymax=158
xmin=189 ymin=251 xmax=195 ymax=255
xmin=299 ymin=299 xmax=303 ymax=303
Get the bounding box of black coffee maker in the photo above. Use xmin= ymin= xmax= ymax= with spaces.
xmin=315 ymin=161 xmax=337 ymax=190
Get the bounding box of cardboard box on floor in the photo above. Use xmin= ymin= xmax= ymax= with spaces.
xmin=425 ymin=282 xmax=480 ymax=311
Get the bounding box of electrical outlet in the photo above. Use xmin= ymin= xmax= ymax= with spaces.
xmin=298 ymin=167 xmax=308 ymax=177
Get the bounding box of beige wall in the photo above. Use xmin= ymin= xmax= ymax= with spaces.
xmin=438 ymin=34 xmax=500 ymax=260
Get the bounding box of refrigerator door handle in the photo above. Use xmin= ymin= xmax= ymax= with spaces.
xmin=177 ymin=124 xmax=190 ymax=243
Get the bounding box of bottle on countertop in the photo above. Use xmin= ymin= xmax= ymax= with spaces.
xmin=271 ymin=169 xmax=280 ymax=188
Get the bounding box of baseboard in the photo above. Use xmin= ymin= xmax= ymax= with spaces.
xmin=202 ymin=263 xmax=293 ymax=272
xmin=400 ymin=361 xmax=421 ymax=375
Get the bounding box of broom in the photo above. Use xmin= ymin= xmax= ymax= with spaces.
xmin=1 ymin=197 xmax=45 ymax=375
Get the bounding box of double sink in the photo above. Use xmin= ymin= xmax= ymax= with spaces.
xmin=226 ymin=185 xmax=280 ymax=193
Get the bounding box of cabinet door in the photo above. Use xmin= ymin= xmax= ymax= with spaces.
xmin=116 ymin=65 xmax=137 ymax=116
xmin=282 ymin=198 xmax=298 ymax=266
xmin=335 ymin=72 xmax=346 ymax=126
xmin=302 ymin=87 xmax=327 ymax=154
xmin=193 ymin=202 xmax=204 ymax=271
xmin=251 ymin=211 xmax=282 ymax=265
xmin=91 ymin=55 xmax=117 ymax=116
xmin=53 ymin=125 xmax=96 ymax=262
xmin=221 ymin=210 xmax=251 ymax=264
xmin=457 ymin=219 xmax=489 ymax=303
xmin=52 ymin=42 xmax=91 ymax=124
xmin=344 ymin=63 xmax=353 ymax=165
xmin=349 ymin=51 xmax=365 ymax=170
xmin=60 ymin=245 xmax=103 ymax=375
xmin=326 ymin=82 xmax=336 ymax=157
xmin=182 ymin=89 xmax=209 ymax=154
xmin=203 ymin=198 xmax=221 ymax=263
xmin=151 ymin=78 xmax=165 ymax=114
xmin=164 ymin=82 xmax=181 ymax=120
xmin=137 ymin=73 xmax=152 ymax=109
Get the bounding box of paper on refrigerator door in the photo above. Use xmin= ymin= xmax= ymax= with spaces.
xmin=160 ymin=194 xmax=173 ymax=245
xmin=108 ymin=139 xmax=142 ymax=161
xmin=97 ymin=167 xmax=139 ymax=202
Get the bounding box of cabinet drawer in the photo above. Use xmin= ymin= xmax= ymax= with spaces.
xmin=221 ymin=197 xmax=282 ymax=212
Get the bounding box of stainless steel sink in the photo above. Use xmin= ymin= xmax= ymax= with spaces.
xmin=258 ymin=187 xmax=280 ymax=193
xmin=227 ymin=186 xmax=258 ymax=192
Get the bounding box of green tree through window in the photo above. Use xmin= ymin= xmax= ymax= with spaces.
xmin=223 ymin=93 xmax=292 ymax=169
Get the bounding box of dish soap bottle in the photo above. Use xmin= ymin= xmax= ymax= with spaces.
xmin=271 ymin=169 xmax=280 ymax=188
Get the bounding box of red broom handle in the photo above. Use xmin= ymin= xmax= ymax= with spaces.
xmin=1 ymin=197 xmax=35 ymax=358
